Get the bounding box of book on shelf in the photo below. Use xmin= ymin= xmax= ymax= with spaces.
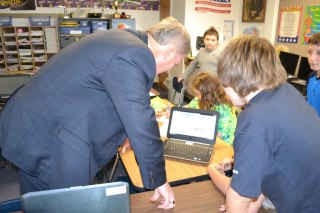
xmin=17 ymin=32 xmax=30 ymax=36
xmin=30 ymin=31 xmax=43 ymax=36
xmin=4 ymin=41 xmax=17 ymax=45
xmin=3 ymin=33 xmax=15 ymax=36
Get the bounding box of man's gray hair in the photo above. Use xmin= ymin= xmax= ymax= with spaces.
xmin=147 ymin=16 xmax=191 ymax=56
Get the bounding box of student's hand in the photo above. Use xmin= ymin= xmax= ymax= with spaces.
xmin=149 ymin=182 xmax=176 ymax=209
xmin=212 ymin=163 xmax=224 ymax=173
xmin=177 ymin=77 xmax=183 ymax=83
xmin=220 ymin=158 xmax=234 ymax=172
xmin=120 ymin=138 xmax=131 ymax=154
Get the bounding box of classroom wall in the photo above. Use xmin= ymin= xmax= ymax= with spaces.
xmin=181 ymin=0 xmax=280 ymax=56
xmin=171 ymin=0 xmax=185 ymax=25
xmin=1 ymin=0 xmax=282 ymax=50
xmin=274 ymin=0 xmax=319 ymax=57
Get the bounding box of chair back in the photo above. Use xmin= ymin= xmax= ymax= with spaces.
xmin=0 ymin=74 xmax=31 ymax=105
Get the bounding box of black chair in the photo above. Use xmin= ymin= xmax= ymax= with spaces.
xmin=0 ymin=74 xmax=32 ymax=106
xmin=172 ymin=77 xmax=186 ymax=106
xmin=0 ymin=74 xmax=31 ymax=167
xmin=196 ymin=36 xmax=205 ymax=50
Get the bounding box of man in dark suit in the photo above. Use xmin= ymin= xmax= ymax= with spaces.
xmin=0 ymin=17 xmax=190 ymax=209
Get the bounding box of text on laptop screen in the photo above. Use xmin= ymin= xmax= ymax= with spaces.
xmin=169 ymin=110 xmax=217 ymax=140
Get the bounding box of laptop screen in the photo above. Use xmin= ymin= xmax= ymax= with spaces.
xmin=297 ymin=56 xmax=313 ymax=80
xmin=167 ymin=107 xmax=219 ymax=145
xmin=279 ymin=51 xmax=300 ymax=77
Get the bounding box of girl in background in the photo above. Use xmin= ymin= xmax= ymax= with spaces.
xmin=188 ymin=72 xmax=237 ymax=145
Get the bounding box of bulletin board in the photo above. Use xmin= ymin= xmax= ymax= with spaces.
xmin=274 ymin=0 xmax=320 ymax=57
xmin=302 ymin=5 xmax=320 ymax=45
xmin=277 ymin=6 xmax=302 ymax=44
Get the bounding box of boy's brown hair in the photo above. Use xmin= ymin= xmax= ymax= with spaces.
xmin=218 ymin=35 xmax=287 ymax=97
xmin=203 ymin=27 xmax=219 ymax=41
xmin=308 ymin=32 xmax=320 ymax=45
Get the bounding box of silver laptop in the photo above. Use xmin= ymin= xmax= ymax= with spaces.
xmin=21 ymin=182 xmax=130 ymax=213
xmin=163 ymin=107 xmax=219 ymax=164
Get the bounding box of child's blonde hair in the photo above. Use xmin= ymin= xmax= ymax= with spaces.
xmin=218 ymin=35 xmax=287 ymax=97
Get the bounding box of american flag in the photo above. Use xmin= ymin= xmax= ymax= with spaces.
xmin=195 ymin=0 xmax=231 ymax=14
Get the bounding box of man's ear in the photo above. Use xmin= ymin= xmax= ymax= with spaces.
xmin=163 ymin=45 xmax=176 ymax=59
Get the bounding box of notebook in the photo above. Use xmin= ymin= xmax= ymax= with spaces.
xmin=163 ymin=107 xmax=219 ymax=164
xmin=21 ymin=182 xmax=130 ymax=213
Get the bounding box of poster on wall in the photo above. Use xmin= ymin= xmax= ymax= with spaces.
xmin=243 ymin=26 xmax=260 ymax=36
xmin=0 ymin=0 xmax=36 ymax=10
xmin=302 ymin=5 xmax=320 ymax=45
xmin=195 ymin=0 xmax=231 ymax=14
xmin=36 ymin=0 xmax=159 ymax=10
xmin=277 ymin=6 xmax=302 ymax=44
xmin=223 ymin=20 xmax=234 ymax=41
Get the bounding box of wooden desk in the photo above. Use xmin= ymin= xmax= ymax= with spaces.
xmin=150 ymin=88 xmax=160 ymax=97
xmin=120 ymin=137 xmax=234 ymax=190
xmin=130 ymin=180 xmax=268 ymax=213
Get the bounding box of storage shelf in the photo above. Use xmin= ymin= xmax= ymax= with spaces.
xmin=0 ymin=26 xmax=59 ymax=73
xmin=58 ymin=18 xmax=110 ymax=49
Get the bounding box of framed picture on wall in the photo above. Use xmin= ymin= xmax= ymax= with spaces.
xmin=242 ymin=0 xmax=266 ymax=22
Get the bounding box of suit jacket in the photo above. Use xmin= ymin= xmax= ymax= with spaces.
xmin=0 ymin=29 xmax=166 ymax=190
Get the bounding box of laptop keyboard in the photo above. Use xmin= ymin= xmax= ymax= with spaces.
xmin=164 ymin=140 xmax=212 ymax=157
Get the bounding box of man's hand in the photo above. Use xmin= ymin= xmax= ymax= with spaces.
xmin=149 ymin=182 xmax=176 ymax=209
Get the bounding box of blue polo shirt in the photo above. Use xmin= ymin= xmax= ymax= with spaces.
xmin=230 ymin=83 xmax=320 ymax=213
xmin=307 ymin=73 xmax=320 ymax=116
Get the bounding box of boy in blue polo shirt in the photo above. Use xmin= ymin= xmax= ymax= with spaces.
xmin=217 ymin=35 xmax=320 ymax=213
xmin=306 ymin=32 xmax=320 ymax=116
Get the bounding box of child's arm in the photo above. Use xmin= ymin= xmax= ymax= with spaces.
xmin=226 ymin=187 xmax=265 ymax=213
xmin=208 ymin=163 xmax=231 ymax=195
xmin=183 ymin=57 xmax=198 ymax=80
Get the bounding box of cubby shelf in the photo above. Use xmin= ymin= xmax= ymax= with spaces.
xmin=0 ymin=26 xmax=59 ymax=74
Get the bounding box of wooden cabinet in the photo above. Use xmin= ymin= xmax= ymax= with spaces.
xmin=0 ymin=26 xmax=59 ymax=74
